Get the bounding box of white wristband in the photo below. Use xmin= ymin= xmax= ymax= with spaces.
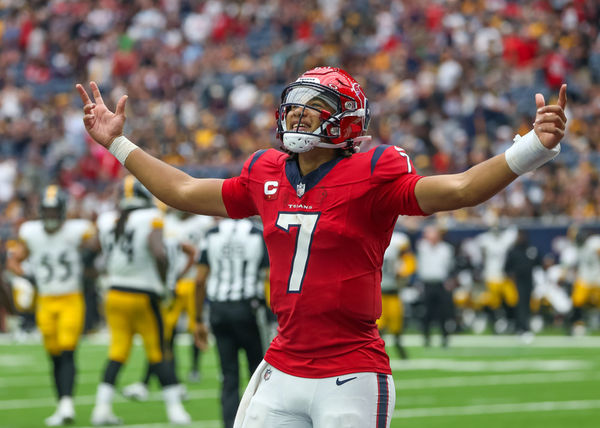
xmin=504 ymin=130 xmax=560 ymax=176
xmin=109 ymin=135 xmax=139 ymax=166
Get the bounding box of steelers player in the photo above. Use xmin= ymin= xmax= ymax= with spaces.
xmin=571 ymin=232 xmax=600 ymax=335
xmin=6 ymin=185 xmax=96 ymax=426
xmin=122 ymin=210 xmax=213 ymax=401
xmin=474 ymin=224 xmax=519 ymax=332
xmin=91 ymin=176 xmax=190 ymax=425
xmin=163 ymin=211 xmax=214 ymax=380
xmin=377 ymin=228 xmax=414 ymax=359
xmin=4 ymin=238 xmax=37 ymax=335
xmin=0 ymin=238 xmax=18 ymax=318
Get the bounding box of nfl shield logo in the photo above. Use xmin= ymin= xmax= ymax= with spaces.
xmin=296 ymin=182 xmax=305 ymax=198
xmin=264 ymin=368 xmax=272 ymax=381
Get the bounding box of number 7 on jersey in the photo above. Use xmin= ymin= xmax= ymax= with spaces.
xmin=276 ymin=212 xmax=320 ymax=293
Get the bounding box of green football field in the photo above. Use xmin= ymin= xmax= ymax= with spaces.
xmin=1 ymin=334 xmax=599 ymax=428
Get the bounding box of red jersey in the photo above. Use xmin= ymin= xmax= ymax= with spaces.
xmin=222 ymin=145 xmax=425 ymax=377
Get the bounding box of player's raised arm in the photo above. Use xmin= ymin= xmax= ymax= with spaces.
xmin=415 ymin=84 xmax=567 ymax=214
xmin=76 ymin=82 xmax=228 ymax=217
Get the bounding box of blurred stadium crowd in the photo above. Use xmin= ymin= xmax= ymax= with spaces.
xmin=1 ymin=0 xmax=600 ymax=234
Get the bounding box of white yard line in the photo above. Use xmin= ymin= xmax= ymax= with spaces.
xmin=93 ymin=424 xmax=219 ymax=428
xmin=394 ymin=399 xmax=600 ymax=418
xmin=0 ymin=389 xmax=218 ymax=410
xmin=0 ymin=371 xmax=217 ymax=388
xmin=396 ymin=371 xmax=600 ymax=390
xmin=391 ymin=358 xmax=593 ymax=372
xmin=397 ymin=334 xmax=600 ymax=348
xmin=2 ymin=369 xmax=596 ymax=390
xmin=77 ymin=421 xmax=222 ymax=428
xmin=2 ymin=371 xmax=599 ymax=409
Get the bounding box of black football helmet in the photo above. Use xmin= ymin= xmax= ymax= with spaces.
xmin=119 ymin=175 xmax=154 ymax=210
xmin=40 ymin=185 xmax=67 ymax=232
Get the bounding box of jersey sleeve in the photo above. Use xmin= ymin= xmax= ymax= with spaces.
xmin=370 ymin=145 xmax=427 ymax=216
xmin=222 ymin=152 xmax=262 ymax=219
xmin=17 ymin=223 xmax=34 ymax=249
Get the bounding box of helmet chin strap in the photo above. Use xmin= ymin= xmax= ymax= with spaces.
xmin=282 ymin=133 xmax=322 ymax=153
xmin=283 ymin=133 xmax=372 ymax=153
xmin=314 ymin=136 xmax=372 ymax=150
xmin=282 ymin=107 xmax=371 ymax=153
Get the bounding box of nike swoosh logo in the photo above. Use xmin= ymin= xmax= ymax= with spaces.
xmin=335 ymin=376 xmax=357 ymax=386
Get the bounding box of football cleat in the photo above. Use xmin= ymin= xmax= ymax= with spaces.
xmin=166 ymin=402 xmax=191 ymax=425
xmin=121 ymin=382 xmax=149 ymax=402
xmin=178 ymin=383 xmax=189 ymax=401
xmin=188 ymin=370 xmax=202 ymax=383
xmin=44 ymin=411 xmax=72 ymax=427
xmin=90 ymin=405 xmax=123 ymax=426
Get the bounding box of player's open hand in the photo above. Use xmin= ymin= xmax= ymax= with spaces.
xmin=533 ymin=84 xmax=567 ymax=149
xmin=76 ymin=81 xmax=128 ymax=149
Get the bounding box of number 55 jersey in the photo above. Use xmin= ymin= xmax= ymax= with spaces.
xmin=222 ymin=146 xmax=425 ymax=378
xmin=18 ymin=219 xmax=94 ymax=296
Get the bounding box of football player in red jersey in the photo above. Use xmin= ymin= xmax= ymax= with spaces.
xmin=76 ymin=67 xmax=566 ymax=428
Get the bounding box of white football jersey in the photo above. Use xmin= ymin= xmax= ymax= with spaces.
xmin=533 ymin=265 xmax=572 ymax=315
xmin=19 ymin=219 xmax=94 ymax=296
xmin=577 ymin=235 xmax=600 ymax=285
xmin=381 ymin=231 xmax=410 ymax=293
xmin=164 ymin=213 xmax=215 ymax=282
xmin=475 ymin=227 xmax=517 ymax=282
xmin=97 ymin=208 xmax=166 ymax=295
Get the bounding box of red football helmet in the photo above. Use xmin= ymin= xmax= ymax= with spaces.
xmin=276 ymin=67 xmax=371 ymax=153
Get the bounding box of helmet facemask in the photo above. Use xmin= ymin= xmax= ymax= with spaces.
xmin=41 ymin=205 xmax=65 ymax=233
xmin=119 ymin=175 xmax=154 ymax=210
xmin=40 ymin=186 xmax=67 ymax=233
xmin=277 ymin=81 xmax=371 ymax=154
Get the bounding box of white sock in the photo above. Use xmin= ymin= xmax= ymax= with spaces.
xmin=96 ymin=383 xmax=115 ymax=407
xmin=58 ymin=396 xmax=74 ymax=414
xmin=162 ymin=384 xmax=182 ymax=406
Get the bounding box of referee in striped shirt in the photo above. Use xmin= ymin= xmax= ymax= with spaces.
xmin=194 ymin=218 xmax=268 ymax=428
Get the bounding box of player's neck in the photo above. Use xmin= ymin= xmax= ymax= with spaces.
xmin=297 ymin=148 xmax=337 ymax=176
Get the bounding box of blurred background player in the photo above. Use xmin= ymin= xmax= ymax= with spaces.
xmin=377 ymin=227 xmax=413 ymax=359
xmin=0 ymin=238 xmax=16 ymax=324
xmin=532 ymin=254 xmax=573 ymax=333
xmin=3 ymin=238 xmax=37 ymax=338
xmin=6 ymin=185 xmax=96 ymax=426
xmin=195 ymin=218 xmax=268 ymax=428
xmin=571 ymin=231 xmax=600 ymax=335
xmin=163 ymin=210 xmax=215 ymax=382
xmin=474 ymin=222 xmax=518 ymax=333
xmin=449 ymin=237 xmax=479 ymax=333
xmin=121 ymin=231 xmax=196 ymax=402
xmin=504 ymin=229 xmax=541 ymax=342
xmin=0 ymin=254 xmax=17 ymax=330
xmin=91 ymin=175 xmax=190 ymax=425
xmin=416 ymin=224 xmax=456 ymax=348
xmin=122 ymin=209 xmax=213 ymax=401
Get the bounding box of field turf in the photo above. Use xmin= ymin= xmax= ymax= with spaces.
xmin=1 ymin=333 xmax=599 ymax=428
